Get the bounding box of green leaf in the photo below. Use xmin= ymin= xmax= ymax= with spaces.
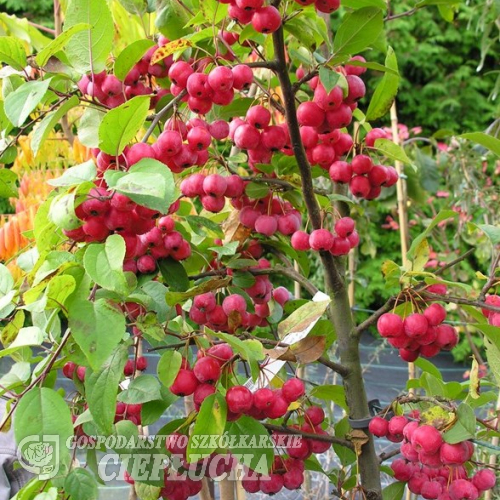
xmin=373 ymin=138 xmax=411 ymax=165
xmin=318 ymin=67 xmax=341 ymax=93
xmin=68 ymin=297 xmax=126 ymax=370
xmin=64 ymin=0 xmax=114 ymax=73
xmin=36 ymin=24 xmax=90 ymax=67
xmin=185 ymin=215 xmax=224 ymax=238
xmin=460 ymin=133 xmax=500 ymax=156
xmin=0 ymin=169 xmax=18 ymax=198
xmin=277 ymin=299 xmax=330 ymax=340
xmin=4 ymin=79 xmax=52 ymax=127
xmin=156 ymin=0 xmax=191 ymax=40
xmin=48 ymin=160 xmax=96 ymax=187
xmin=98 ymin=96 xmax=150 ymax=156
xmin=474 ymin=323 xmax=500 ymax=352
xmin=226 ymin=416 xmax=273 ymax=473
xmin=0 ymin=36 xmax=27 ymax=70
xmin=443 ymin=404 xmax=476 ymax=444
xmin=83 ymin=234 xmax=134 ymax=295
xmin=118 ymin=0 xmax=149 ymax=15
xmin=115 ymin=39 xmax=155 ymax=80
xmin=158 ymin=258 xmax=190 ymax=292
xmin=157 ymin=350 xmax=183 ymax=388
xmin=135 ymin=483 xmax=161 ymax=500
xmin=310 ymin=384 xmax=348 ymax=410
xmin=346 ymin=60 xmax=398 ymax=76
xmin=85 ymin=344 xmax=128 ymax=434
xmin=118 ymin=375 xmax=162 ymax=404
xmin=104 ymin=158 xmax=175 ymax=213
xmin=49 ymin=192 xmax=81 ymax=230
xmin=78 ymin=107 xmax=105 ymax=149
xmin=187 ymin=393 xmax=227 ymax=461
xmin=213 ymin=97 xmax=255 ymax=121
xmin=342 ymin=0 xmax=386 ymax=8
xmin=14 ymin=388 xmax=74 ymax=472
xmin=31 ymin=96 xmax=80 ymax=156
xmin=382 ymin=481 xmax=406 ymax=500
xmin=64 ymin=468 xmax=98 ymax=500
xmin=414 ymin=357 xmax=442 ymax=380
xmin=407 ymin=210 xmax=458 ymax=260
xmin=165 ymin=276 xmax=231 ymax=307
xmin=245 ymin=182 xmax=270 ymax=200
xmin=333 ymin=7 xmax=384 ymax=56
xmin=477 ymin=224 xmax=500 ymax=245
xmin=208 ymin=241 xmax=239 ymax=256
xmin=485 ymin=338 xmax=500 ymax=388
xmin=0 ymin=327 xmax=44 ymax=359
xmin=366 ymin=46 xmax=400 ymax=121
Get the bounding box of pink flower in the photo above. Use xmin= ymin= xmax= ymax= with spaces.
xmin=436 ymin=191 xmax=450 ymax=198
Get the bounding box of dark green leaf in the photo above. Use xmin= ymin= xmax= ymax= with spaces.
xmin=333 ymin=7 xmax=384 ymax=56
xmin=64 ymin=468 xmax=98 ymax=500
xmin=226 ymin=416 xmax=273 ymax=473
xmin=310 ymin=385 xmax=347 ymax=410
xmin=366 ymin=47 xmax=400 ymax=121
xmin=98 ymin=96 xmax=151 ymax=155
xmin=158 ymin=258 xmax=190 ymax=292
xmin=187 ymin=393 xmax=227 ymax=461
xmin=114 ymin=39 xmax=155 ymax=80
xmin=382 ymin=481 xmax=406 ymax=500
xmin=318 ymin=67 xmax=340 ymax=93
xmin=85 ymin=344 xmax=128 ymax=434
xmin=443 ymin=404 xmax=476 ymax=444
xmin=157 ymin=350 xmax=183 ymax=388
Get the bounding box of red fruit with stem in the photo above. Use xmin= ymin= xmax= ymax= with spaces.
xmin=63 ymin=362 xmax=76 ymax=379
xmin=472 ymin=469 xmax=496 ymax=491
xmin=251 ymin=6 xmax=282 ymax=34
xmin=424 ymin=303 xmax=447 ymax=326
xmin=208 ymin=66 xmax=234 ymax=92
xmin=282 ymin=378 xmax=305 ymax=402
xmin=187 ymin=126 xmax=211 ymax=151
xmin=222 ymin=294 xmax=247 ymax=315
xmin=481 ymin=295 xmax=500 ymax=317
xmin=314 ymin=0 xmax=340 ymax=13
xmin=305 ymin=406 xmax=325 ymax=426
xmin=203 ymin=174 xmax=227 ymax=197
xmin=411 ymin=425 xmax=443 ymax=454
xmin=335 ymin=217 xmax=355 ymax=238
xmin=377 ymin=313 xmax=404 ymax=338
xmin=351 ymin=154 xmax=373 ymax=175
xmin=193 ymin=384 xmax=217 ymax=408
xmin=309 ymin=229 xmax=334 ymax=251
xmin=448 ymin=480 xmax=479 ymax=500
xmin=369 ymin=416 xmax=389 ymax=437
xmin=255 ymin=215 xmax=278 ymax=236
xmin=435 ymin=324 xmax=459 ymax=350
xmin=234 ymin=124 xmax=261 ymax=150
xmin=329 ymin=161 xmax=352 ymax=184
xmin=291 ymin=231 xmax=311 ymax=251
xmin=168 ymin=61 xmax=193 ymax=87
xmin=404 ymin=313 xmax=429 ymax=337
xmin=297 ymin=101 xmax=325 ymax=127
xmin=193 ymin=356 xmax=221 ymax=384
xmin=439 ymin=442 xmax=473 ymax=465
xmin=226 ymin=386 xmax=253 ymax=413
xmin=264 ymin=395 xmax=289 ymax=419
xmin=349 ymin=175 xmax=371 ymax=198
xmin=170 ymin=369 xmax=199 ymax=396
xmin=232 ymin=64 xmax=254 ymax=90
xmin=253 ymin=388 xmax=275 ymax=410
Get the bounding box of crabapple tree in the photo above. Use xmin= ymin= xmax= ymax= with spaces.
xmin=0 ymin=1 xmax=499 ymax=500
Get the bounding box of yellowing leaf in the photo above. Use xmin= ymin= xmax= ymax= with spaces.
xmin=151 ymin=40 xmax=192 ymax=64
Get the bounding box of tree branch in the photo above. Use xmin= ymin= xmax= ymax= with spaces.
xmin=479 ymin=252 xmax=500 ymax=301
xmin=262 ymin=423 xmax=354 ymax=449
xmin=142 ymin=90 xmax=187 ymax=143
